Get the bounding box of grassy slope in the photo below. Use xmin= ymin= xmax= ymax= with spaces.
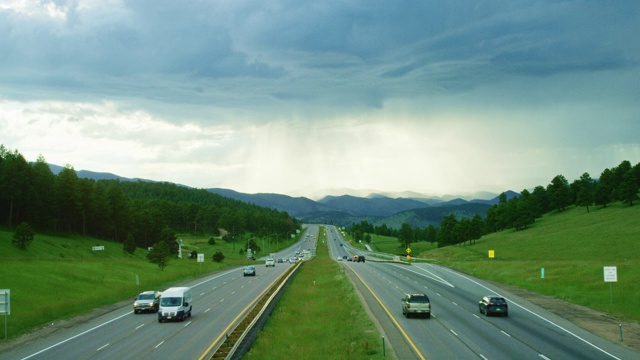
xmin=0 ymin=231 xmax=293 ymax=340
xmin=420 ymin=203 xmax=640 ymax=321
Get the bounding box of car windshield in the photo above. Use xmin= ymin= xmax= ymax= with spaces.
xmin=490 ymin=298 xmax=506 ymax=304
xmin=410 ymin=295 xmax=429 ymax=303
xmin=160 ymin=297 xmax=181 ymax=306
xmin=138 ymin=294 xmax=154 ymax=300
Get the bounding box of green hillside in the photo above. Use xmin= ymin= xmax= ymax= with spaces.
xmin=0 ymin=230 xmax=292 ymax=341
xmin=420 ymin=202 xmax=640 ymax=322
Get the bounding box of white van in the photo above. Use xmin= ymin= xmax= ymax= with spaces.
xmin=158 ymin=287 xmax=192 ymax=322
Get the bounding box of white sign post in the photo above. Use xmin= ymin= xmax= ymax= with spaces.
xmin=604 ymin=266 xmax=617 ymax=305
xmin=197 ymin=253 xmax=204 ymax=273
xmin=0 ymin=289 xmax=9 ymax=340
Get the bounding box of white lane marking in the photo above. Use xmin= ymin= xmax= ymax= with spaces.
xmin=205 ymin=308 xmax=211 ymax=313
xmin=452 ymin=302 xmax=458 ymax=306
xmin=96 ymin=343 xmax=109 ymax=351
xmin=200 ymin=292 xmax=205 ymax=296
xmin=450 ymin=329 xmax=458 ymax=337
xmin=135 ymin=324 xmax=145 ymax=330
xmin=539 ymin=354 xmax=551 ymax=360
xmin=501 ymin=330 xmax=511 ymax=337
xmin=20 ymin=311 xmax=130 ymax=360
xmin=184 ymin=321 xmax=192 ymax=327
xmin=155 ymin=341 xmax=164 ymax=349
xmin=219 ymin=299 xmax=225 ymax=303
xmin=391 ymin=263 xmax=455 ymax=287
xmin=439 ymin=267 xmax=623 ymax=360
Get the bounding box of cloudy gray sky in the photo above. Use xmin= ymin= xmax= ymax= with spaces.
xmin=1 ymin=0 xmax=639 ymax=198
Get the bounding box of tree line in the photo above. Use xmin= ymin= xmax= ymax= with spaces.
xmin=0 ymin=145 xmax=301 ymax=252
xmin=349 ymin=160 xmax=640 ymax=250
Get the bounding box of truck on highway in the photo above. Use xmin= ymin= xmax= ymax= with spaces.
xmin=158 ymin=287 xmax=192 ymax=322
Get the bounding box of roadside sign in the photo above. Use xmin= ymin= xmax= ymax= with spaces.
xmin=488 ymin=250 xmax=495 ymax=258
xmin=197 ymin=253 xmax=205 ymax=263
xmin=406 ymin=248 xmax=411 ymax=254
xmin=0 ymin=289 xmax=9 ymax=315
xmin=604 ymin=266 xmax=617 ymax=282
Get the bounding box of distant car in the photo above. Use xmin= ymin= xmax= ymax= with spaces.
xmin=342 ymin=255 xmax=348 ymax=260
xmin=356 ymin=255 xmax=365 ymax=263
xmin=243 ymin=265 xmax=256 ymax=276
xmin=337 ymin=257 xmax=342 ymax=261
xmin=134 ymin=291 xmax=160 ymax=314
xmin=402 ymin=293 xmax=431 ymax=318
xmin=277 ymin=258 xmax=284 ymax=263
xmin=288 ymin=258 xmax=296 ymax=263
xmin=479 ymin=295 xmax=509 ymax=317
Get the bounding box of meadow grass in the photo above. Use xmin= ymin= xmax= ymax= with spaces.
xmin=245 ymin=229 xmax=388 ymax=360
xmin=0 ymin=230 xmax=295 ymax=340
xmin=418 ymin=203 xmax=640 ymax=321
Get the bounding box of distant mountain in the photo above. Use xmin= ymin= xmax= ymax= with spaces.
xmin=46 ymin=164 xmax=516 ymax=229
xmin=48 ymin=164 xmax=142 ymax=182
xmin=206 ymin=188 xmax=335 ymax=217
xmin=317 ymin=195 xmax=431 ymax=217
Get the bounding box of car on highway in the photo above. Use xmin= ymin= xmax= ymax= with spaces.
xmin=243 ymin=265 xmax=256 ymax=276
xmin=133 ymin=290 xmax=160 ymax=314
xmin=479 ymin=295 xmax=509 ymax=317
xmin=402 ymin=293 xmax=431 ymax=318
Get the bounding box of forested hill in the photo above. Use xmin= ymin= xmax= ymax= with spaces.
xmin=0 ymin=145 xmax=300 ymax=250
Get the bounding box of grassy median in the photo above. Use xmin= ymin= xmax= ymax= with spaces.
xmin=244 ymin=228 xmax=390 ymax=360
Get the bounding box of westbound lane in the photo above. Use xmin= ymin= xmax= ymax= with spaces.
xmin=3 ymin=226 xmax=319 ymax=360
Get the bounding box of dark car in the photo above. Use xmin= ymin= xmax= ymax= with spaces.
xmin=479 ymin=295 xmax=509 ymax=317
xmin=134 ymin=291 xmax=160 ymax=314
xmin=243 ymin=265 xmax=256 ymax=276
xmin=356 ymin=255 xmax=365 ymax=263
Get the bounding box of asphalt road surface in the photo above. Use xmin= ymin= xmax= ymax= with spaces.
xmin=326 ymin=225 xmax=639 ymax=360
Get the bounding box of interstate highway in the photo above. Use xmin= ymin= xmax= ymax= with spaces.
xmin=326 ymin=225 xmax=638 ymax=360
xmin=2 ymin=226 xmax=319 ymax=360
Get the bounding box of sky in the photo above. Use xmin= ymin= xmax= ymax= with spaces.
xmin=1 ymin=1 xmax=639 ymax=199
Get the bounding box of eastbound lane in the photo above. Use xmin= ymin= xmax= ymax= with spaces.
xmin=326 ymin=225 xmax=638 ymax=360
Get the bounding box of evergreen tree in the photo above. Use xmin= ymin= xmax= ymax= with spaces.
xmin=12 ymin=222 xmax=35 ymax=249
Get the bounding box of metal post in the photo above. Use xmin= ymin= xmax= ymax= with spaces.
xmin=382 ymin=336 xmax=385 ymax=357
xmin=620 ymin=324 xmax=624 ymax=342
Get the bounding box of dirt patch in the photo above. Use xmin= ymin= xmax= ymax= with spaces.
xmin=495 ymin=282 xmax=640 ymax=352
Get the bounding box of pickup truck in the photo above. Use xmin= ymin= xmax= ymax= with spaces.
xmin=401 ymin=293 xmax=431 ymax=318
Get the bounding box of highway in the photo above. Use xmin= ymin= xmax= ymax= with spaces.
xmin=2 ymin=226 xmax=319 ymax=360
xmin=4 ymin=224 xmax=638 ymax=359
xmin=325 ymin=225 xmax=639 ymax=360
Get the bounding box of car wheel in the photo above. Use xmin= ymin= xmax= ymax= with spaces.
xmin=134 ymin=310 xmax=138 ymax=314
xmin=479 ymin=306 xmax=483 ymax=314
xmin=158 ymin=318 xmax=163 ymax=323
xmin=426 ymin=313 xmax=431 ymax=319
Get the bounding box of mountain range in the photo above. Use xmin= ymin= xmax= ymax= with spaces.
xmin=49 ymin=165 xmax=519 ymax=229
